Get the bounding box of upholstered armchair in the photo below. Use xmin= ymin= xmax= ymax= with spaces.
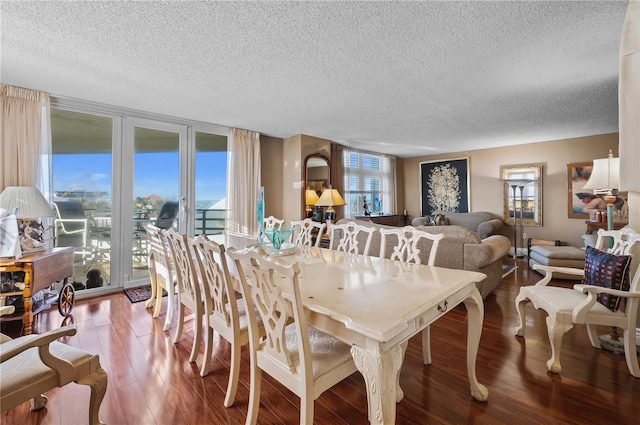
xmin=0 ymin=307 xmax=108 ymax=424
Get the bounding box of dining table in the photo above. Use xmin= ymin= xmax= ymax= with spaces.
xmin=209 ymin=232 xmax=489 ymax=424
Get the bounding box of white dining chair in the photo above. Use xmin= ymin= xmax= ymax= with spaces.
xmin=190 ymin=235 xmax=265 ymax=407
xmin=164 ymin=228 xmax=204 ymax=363
xmin=290 ymin=218 xmax=326 ymax=247
xmin=329 ymin=221 xmax=376 ymax=255
xmin=263 ymin=215 xmax=284 ymax=230
xmin=227 ymin=246 xmax=358 ymax=425
xmin=379 ymin=226 xmax=444 ymax=365
xmin=145 ymin=224 xmax=177 ymax=331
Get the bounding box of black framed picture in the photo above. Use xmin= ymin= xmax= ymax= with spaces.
xmin=420 ymin=157 xmax=470 ymax=216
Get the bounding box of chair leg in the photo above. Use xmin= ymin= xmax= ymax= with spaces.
xmin=223 ymin=341 xmax=242 ymax=407
xmin=163 ymin=285 xmax=174 ymax=331
xmin=189 ymin=312 xmax=202 ymax=363
xmin=300 ymin=394 xmax=314 ymax=425
xmin=153 ymin=283 xmax=163 ymax=318
xmin=200 ymin=327 xmax=214 ymax=377
xmin=77 ymin=366 xmax=108 ymax=425
xmin=421 ymin=326 xmax=431 ymax=365
xmin=623 ymin=329 xmax=640 ymax=378
xmin=145 ymin=260 xmax=157 ymax=310
xmin=545 ymin=315 xmax=573 ymax=373
xmin=585 ymin=324 xmax=602 ymax=348
xmin=514 ymin=291 xmax=530 ymax=336
xmin=246 ymin=364 xmax=261 ymax=425
xmin=173 ymin=303 xmax=185 ymax=344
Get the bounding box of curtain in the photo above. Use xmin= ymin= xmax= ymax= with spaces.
xmin=0 ymin=85 xmax=50 ymax=190
xmin=619 ymin=0 xmax=639 ymax=192
xmin=387 ymin=154 xmax=397 ymax=214
xmin=225 ymin=128 xmax=261 ymax=236
xmin=331 ymin=143 xmax=346 ymax=221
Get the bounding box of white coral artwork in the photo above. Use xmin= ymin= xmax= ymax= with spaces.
xmin=427 ymin=164 xmax=461 ymax=212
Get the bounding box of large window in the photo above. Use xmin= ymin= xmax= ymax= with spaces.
xmin=342 ymin=150 xmax=392 ymax=217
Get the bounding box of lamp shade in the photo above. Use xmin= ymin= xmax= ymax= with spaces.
xmin=582 ymin=152 xmax=620 ymax=192
xmin=305 ymin=189 xmax=320 ymax=206
xmin=0 ymin=186 xmax=55 ymax=218
xmin=315 ymin=188 xmax=346 ymax=207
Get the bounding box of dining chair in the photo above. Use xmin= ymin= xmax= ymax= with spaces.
xmin=227 ymin=246 xmax=358 ymax=425
xmin=379 ymin=226 xmax=444 ymax=365
xmin=190 ymin=235 xmax=264 ymax=407
xmin=164 ymin=228 xmax=204 ymax=363
xmin=329 ymin=221 xmax=376 ymax=255
xmin=290 ymin=218 xmax=326 ymax=247
xmin=263 ymin=215 xmax=284 ymax=230
xmin=144 ymin=224 xmax=177 ymax=331
xmin=0 ymin=306 xmax=108 ymax=425
xmin=515 ymin=228 xmax=640 ymax=376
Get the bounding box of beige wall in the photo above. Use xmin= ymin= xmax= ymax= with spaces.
xmin=260 ymin=135 xmax=284 ymax=219
xmin=401 ymin=133 xmax=620 ymax=248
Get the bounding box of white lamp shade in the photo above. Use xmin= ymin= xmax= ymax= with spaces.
xmin=582 ymin=156 xmax=620 ymax=192
xmin=305 ymin=189 xmax=320 ymax=206
xmin=0 ymin=186 xmax=55 ymax=218
xmin=315 ymin=188 xmax=346 ymax=207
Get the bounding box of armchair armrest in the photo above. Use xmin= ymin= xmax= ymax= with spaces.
xmin=477 ymin=219 xmax=503 ymax=239
xmin=571 ymin=285 xmax=640 ymax=323
xmin=0 ymin=325 xmax=78 ymax=386
xmin=54 ymin=218 xmax=89 ymax=235
xmin=532 ymin=264 xmax=584 ymax=286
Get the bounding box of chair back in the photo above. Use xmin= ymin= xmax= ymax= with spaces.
xmin=228 ymin=247 xmax=310 ymax=378
xmin=263 ymin=215 xmax=284 ymax=230
xmin=145 ymin=224 xmax=172 ymax=279
xmin=155 ymin=201 xmax=179 ymax=229
xmin=190 ymin=235 xmax=238 ymax=329
xmin=291 ymin=218 xmax=326 ymax=247
xmin=53 ymin=201 xmax=87 ymax=233
xmin=329 ymin=221 xmax=376 ymax=255
xmin=164 ymin=229 xmax=201 ymax=309
xmin=380 ymin=226 xmax=444 ymax=265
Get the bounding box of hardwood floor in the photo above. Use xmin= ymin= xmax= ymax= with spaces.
xmin=2 ymin=257 xmax=639 ymax=424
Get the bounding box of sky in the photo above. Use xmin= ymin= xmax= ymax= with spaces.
xmin=53 ymin=151 xmax=227 ymax=202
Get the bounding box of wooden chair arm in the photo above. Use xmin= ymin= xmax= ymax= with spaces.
xmin=571 ymin=286 xmax=640 ymax=323
xmin=532 ymin=264 xmax=584 ymax=286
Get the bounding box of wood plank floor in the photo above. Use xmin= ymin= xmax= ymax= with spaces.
xmin=2 ymin=257 xmax=640 ymax=424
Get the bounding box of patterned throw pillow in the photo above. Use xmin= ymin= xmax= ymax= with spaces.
xmin=581 ymin=246 xmax=632 ymax=312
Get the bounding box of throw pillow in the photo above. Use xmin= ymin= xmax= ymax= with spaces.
xmin=581 ymin=246 xmax=632 ymax=312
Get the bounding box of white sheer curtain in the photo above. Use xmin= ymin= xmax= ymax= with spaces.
xmin=225 ymin=128 xmax=261 ymax=236
xmin=0 ymin=85 xmax=50 ymax=190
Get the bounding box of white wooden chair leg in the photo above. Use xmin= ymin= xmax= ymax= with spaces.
xmin=246 ymin=365 xmax=261 ymax=425
xmin=200 ymin=327 xmax=214 ymax=377
xmin=189 ymin=314 xmax=202 ymax=363
xmin=301 ymin=394 xmax=314 ymax=425
xmin=153 ymin=283 xmax=163 ymax=318
xmin=545 ymin=315 xmax=572 ymax=373
xmin=623 ymin=329 xmax=640 ymax=378
xmin=585 ymin=324 xmax=601 ymax=348
xmin=77 ymin=367 xmax=108 ymax=425
xmin=421 ymin=326 xmax=432 ymax=365
xmin=224 ymin=342 xmax=242 ymax=407
xmin=163 ymin=288 xmax=174 ymax=331
xmin=145 ymin=263 xmax=157 ymax=310
xmin=173 ymin=303 xmax=185 ymax=344
xmin=514 ymin=291 xmax=529 ymax=336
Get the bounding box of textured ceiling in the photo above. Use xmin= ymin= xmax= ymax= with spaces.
xmin=0 ymin=1 xmax=628 ymax=158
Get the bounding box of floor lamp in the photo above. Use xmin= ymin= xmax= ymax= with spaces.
xmin=502 ymin=179 xmax=534 ymax=258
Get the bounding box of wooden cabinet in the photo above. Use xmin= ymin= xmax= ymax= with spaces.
xmin=0 ymin=247 xmax=74 ymax=334
xmin=584 ymin=220 xmax=628 ymax=234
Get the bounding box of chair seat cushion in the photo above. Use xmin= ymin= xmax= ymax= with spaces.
xmin=582 ymin=246 xmax=632 ymax=311
xmin=521 ymin=285 xmax=625 ymax=318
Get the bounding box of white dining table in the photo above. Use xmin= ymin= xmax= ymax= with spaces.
xmin=210 ymin=233 xmax=489 ymax=424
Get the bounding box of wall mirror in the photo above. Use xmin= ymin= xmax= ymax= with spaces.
xmin=500 ymin=163 xmax=543 ymax=226
xmin=304 ymin=153 xmax=330 ymax=219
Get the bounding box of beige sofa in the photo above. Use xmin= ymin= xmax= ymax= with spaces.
xmin=411 ymin=211 xmax=504 ymax=239
xmin=335 ymin=219 xmax=511 ymax=298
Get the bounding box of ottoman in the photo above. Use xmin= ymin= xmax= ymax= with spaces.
xmin=529 ymin=245 xmax=585 ymax=280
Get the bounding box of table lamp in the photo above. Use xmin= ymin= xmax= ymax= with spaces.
xmin=0 ymin=186 xmax=55 ymax=252
xmin=305 ymin=188 xmax=320 ymax=219
xmin=582 ymin=150 xmax=620 ymax=231
xmin=314 ymin=187 xmax=346 ymax=227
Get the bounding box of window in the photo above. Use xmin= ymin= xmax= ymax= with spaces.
xmin=342 ymin=149 xmax=392 ymax=217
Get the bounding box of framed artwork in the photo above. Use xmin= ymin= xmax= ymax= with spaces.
xmin=420 ymin=157 xmax=470 ymax=216
xmin=567 ymin=162 xmax=593 ymax=219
